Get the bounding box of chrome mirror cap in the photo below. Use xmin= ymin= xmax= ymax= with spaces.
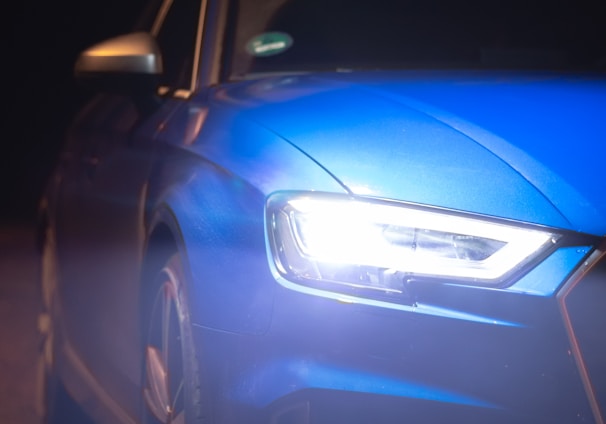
xmin=75 ymin=32 xmax=163 ymax=76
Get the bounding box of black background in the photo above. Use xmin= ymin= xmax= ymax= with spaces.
xmin=4 ymin=0 xmax=147 ymax=223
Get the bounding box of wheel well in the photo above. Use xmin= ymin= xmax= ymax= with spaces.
xmin=143 ymin=223 xmax=178 ymax=276
xmin=139 ymin=223 xmax=178 ymax=343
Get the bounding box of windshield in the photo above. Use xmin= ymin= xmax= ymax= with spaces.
xmin=226 ymin=0 xmax=606 ymax=79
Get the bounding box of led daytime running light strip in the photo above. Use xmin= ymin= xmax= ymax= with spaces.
xmin=278 ymin=196 xmax=558 ymax=283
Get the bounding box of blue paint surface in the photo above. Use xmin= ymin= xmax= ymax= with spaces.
xmin=213 ymin=71 xmax=606 ymax=235
xmin=231 ymin=359 xmax=497 ymax=409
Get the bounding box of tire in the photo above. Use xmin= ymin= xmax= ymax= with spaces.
xmin=141 ymin=253 xmax=210 ymax=424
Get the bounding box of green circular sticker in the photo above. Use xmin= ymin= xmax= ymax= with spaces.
xmin=246 ymin=32 xmax=293 ymax=57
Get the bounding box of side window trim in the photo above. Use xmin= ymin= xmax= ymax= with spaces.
xmin=151 ymin=0 xmax=174 ymax=36
xmin=154 ymin=0 xmax=209 ymax=99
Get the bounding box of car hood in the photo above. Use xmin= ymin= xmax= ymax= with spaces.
xmin=215 ymin=71 xmax=606 ymax=235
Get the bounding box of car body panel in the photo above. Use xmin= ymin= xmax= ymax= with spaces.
xmin=146 ymin=98 xmax=348 ymax=334
xmin=191 ymin=278 xmax=596 ymax=423
xmin=51 ymin=94 xmax=182 ymax=420
xmin=47 ymin=71 xmax=606 ymax=424
xmin=211 ymin=71 xmax=606 ymax=235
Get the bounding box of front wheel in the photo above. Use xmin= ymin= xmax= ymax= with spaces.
xmin=142 ymin=254 xmax=210 ymax=424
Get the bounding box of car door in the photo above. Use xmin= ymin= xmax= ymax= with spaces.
xmin=53 ymin=0 xmax=208 ymax=419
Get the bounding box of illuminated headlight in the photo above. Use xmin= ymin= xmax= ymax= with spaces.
xmin=266 ymin=193 xmax=561 ymax=295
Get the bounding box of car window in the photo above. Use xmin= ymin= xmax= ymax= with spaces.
xmin=227 ymin=0 xmax=606 ymax=79
xmin=155 ymin=0 xmax=205 ymax=96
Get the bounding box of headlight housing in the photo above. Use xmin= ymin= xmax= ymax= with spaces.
xmin=266 ymin=192 xmax=562 ymax=299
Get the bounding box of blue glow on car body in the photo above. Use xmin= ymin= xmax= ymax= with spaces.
xmin=213 ymin=71 xmax=606 ymax=235
xmin=338 ymin=71 xmax=606 ymax=235
xmin=153 ymin=71 xmax=606 ymax=336
xmin=230 ymin=359 xmax=498 ymax=409
xmin=509 ymin=246 xmax=592 ymax=295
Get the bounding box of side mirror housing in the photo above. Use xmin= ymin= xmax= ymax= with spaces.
xmin=75 ymin=32 xmax=163 ymax=99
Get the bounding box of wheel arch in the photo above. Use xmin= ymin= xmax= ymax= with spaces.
xmin=139 ymin=206 xmax=185 ymax=346
xmin=140 ymin=167 xmax=277 ymax=336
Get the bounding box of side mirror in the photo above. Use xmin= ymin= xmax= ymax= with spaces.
xmin=75 ymin=32 xmax=163 ymax=101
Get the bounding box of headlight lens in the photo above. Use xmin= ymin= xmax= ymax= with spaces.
xmin=267 ymin=193 xmax=560 ymax=295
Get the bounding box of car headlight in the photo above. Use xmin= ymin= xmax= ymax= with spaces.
xmin=266 ymin=192 xmax=561 ymax=298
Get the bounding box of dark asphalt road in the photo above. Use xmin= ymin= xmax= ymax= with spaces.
xmin=0 ymin=224 xmax=41 ymax=424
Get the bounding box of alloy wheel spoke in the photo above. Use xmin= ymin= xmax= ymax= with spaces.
xmin=161 ymin=282 xmax=173 ymax=368
xmin=145 ymin=266 xmax=188 ymax=424
xmin=144 ymin=346 xmax=170 ymax=422
xmin=170 ymin=379 xmax=185 ymax=420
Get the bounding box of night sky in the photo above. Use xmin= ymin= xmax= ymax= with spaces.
xmin=4 ymin=0 xmax=147 ymax=222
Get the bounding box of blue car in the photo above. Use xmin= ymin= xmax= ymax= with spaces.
xmin=38 ymin=0 xmax=606 ymax=423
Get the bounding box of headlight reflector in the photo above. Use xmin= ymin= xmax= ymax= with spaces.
xmin=267 ymin=193 xmax=560 ymax=294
